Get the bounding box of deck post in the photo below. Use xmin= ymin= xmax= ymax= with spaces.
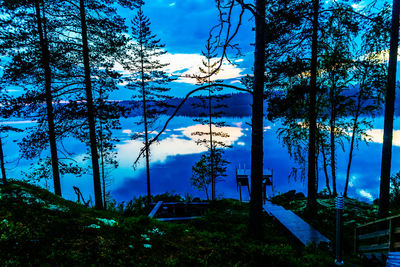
xmin=335 ymin=195 xmax=344 ymax=265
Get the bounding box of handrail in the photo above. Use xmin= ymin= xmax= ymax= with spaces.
xmin=357 ymin=214 xmax=400 ymax=229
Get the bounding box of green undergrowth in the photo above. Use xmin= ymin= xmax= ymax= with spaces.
xmin=1 ymin=181 xmax=338 ymax=266
xmin=271 ymin=190 xmax=382 ymax=266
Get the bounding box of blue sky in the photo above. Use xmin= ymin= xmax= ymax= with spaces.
xmin=113 ymin=0 xmax=255 ymax=99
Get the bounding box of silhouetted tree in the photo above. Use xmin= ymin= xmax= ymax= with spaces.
xmin=193 ymin=38 xmax=230 ymax=201
xmin=379 ymin=0 xmax=400 ymax=218
xmin=191 ymin=149 xmax=228 ymax=200
xmin=124 ymin=8 xmax=175 ymax=204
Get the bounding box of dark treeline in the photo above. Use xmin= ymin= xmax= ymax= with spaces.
xmin=121 ymin=92 xmax=253 ymax=117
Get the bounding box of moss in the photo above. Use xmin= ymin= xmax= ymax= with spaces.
xmin=0 ymin=181 xmax=341 ymax=266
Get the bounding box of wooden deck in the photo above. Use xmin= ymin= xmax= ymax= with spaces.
xmin=263 ymin=201 xmax=330 ymax=246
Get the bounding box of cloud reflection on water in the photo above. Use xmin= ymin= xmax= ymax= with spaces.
xmin=115 ymin=123 xmax=244 ymax=171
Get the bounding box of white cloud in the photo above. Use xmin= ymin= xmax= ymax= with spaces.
xmin=358 ymin=189 xmax=373 ymax=201
xmin=160 ymin=53 xmax=244 ymax=84
xmin=116 ymin=137 xmax=208 ymax=169
xmin=115 ymin=123 xmax=245 ymax=171
xmin=113 ymin=51 xmax=245 ymax=86
xmin=169 ymin=2 xmax=176 ymax=7
xmin=122 ymin=129 xmax=132 ymax=135
xmin=175 ymin=123 xmax=244 ymax=146
xmin=365 ymin=129 xmax=400 ymax=146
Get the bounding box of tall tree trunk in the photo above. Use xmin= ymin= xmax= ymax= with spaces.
xmin=379 ymin=0 xmax=400 ymax=219
xmin=208 ymin=58 xmax=215 ymax=201
xmin=307 ymin=0 xmax=319 ymax=213
xmin=99 ymin=89 xmax=106 ymax=208
xmin=34 ymin=0 xmax=62 ymax=196
xmin=0 ymin=136 xmax=7 ymax=185
xmin=249 ymin=0 xmax=265 ymax=235
xmin=79 ymin=0 xmax=103 ymax=209
xmin=330 ymin=83 xmax=337 ymax=196
xmin=344 ymin=85 xmax=363 ymax=197
xmin=140 ymin=42 xmax=152 ymax=205
xmin=320 ymin=140 xmax=332 ymax=195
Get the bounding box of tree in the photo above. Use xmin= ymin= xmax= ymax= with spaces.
xmin=379 ymin=0 xmax=400 ymax=218
xmin=307 ymin=0 xmax=319 ymax=213
xmin=0 ymin=0 xmax=63 ymax=195
xmin=344 ymin=5 xmax=390 ymax=197
xmin=124 ymin=8 xmax=175 ymax=204
xmin=191 ymin=149 xmax=228 ymax=200
xmin=193 ymin=38 xmax=230 ymax=201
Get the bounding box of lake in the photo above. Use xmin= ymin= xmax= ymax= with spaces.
xmin=3 ymin=115 xmax=400 ymax=205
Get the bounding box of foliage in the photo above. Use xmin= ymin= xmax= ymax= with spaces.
xmin=0 ymin=181 xmax=341 ymax=266
xmin=390 ymin=172 xmax=400 ymax=209
xmin=191 ymin=149 xmax=229 ymax=200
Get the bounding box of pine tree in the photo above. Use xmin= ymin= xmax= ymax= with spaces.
xmin=193 ymin=39 xmax=229 ymax=201
xmin=124 ymin=8 xmax=175 ymax=204
xmin=0 ymin=0 xmax=67 ymax=195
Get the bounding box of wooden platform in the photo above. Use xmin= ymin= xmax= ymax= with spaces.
xmin=263 ymin=201 xmax=330 ymax=246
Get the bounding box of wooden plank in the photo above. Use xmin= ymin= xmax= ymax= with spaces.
xmin=157 ymin=216 xmax=201 ymax=222
xmin=358 ymin=243 xmax=390 ymax=252
xmin=160 ymin=202 xmax=209 ymax=205
xmin=358 ymin=230 xmax=389 ymax=240
xmin=148 ymin=201 xmax=163 ymax=218
xmin=263 ymin=201 xmax=329 ymax=246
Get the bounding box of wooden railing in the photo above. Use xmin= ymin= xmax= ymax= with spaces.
xmin=355 ymin=214 xmax=400 ymax=260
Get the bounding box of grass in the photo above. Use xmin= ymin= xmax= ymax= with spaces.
xmin=1 ymin=180 xmax=344 ymax=266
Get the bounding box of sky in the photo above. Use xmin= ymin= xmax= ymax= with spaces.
xmin=112 ymin=0 xmax=255 ymax=99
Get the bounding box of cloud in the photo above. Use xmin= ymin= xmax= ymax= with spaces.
xmin=175 ymin=123 xmax=244 ymax=146
xmin=365 ymin=129 xmax=400 ymax=146
xmin=122 ymin=129 xmax=132 ymax=135
xmin=358 ymin=189 xmax=374 ymax=201
xmin=114 ymin=122 xmax=244 ymax=171
xmin=113 ymin=52 xmax=245 ymax=85
xmin=160 ymin=53 xmax=245 ymax=84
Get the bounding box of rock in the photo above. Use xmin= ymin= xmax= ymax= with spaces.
xmin=96 ymin=218 xmax=118 ymax=227
xmin=46 ymin=204 xmax=69 ymax=212
xmin=86 ymin=224 xmax=100 ymax=229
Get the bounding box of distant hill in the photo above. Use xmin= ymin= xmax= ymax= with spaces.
xmin=120 ymin=92 xmax=253 ymax=117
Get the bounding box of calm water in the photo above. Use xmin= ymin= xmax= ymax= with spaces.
xmin=3 ymin=116 xmax=400 ymax=204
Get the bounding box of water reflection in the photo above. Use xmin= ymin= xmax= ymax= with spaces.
xmin=4 ymin=116 xmax=400 ymax=205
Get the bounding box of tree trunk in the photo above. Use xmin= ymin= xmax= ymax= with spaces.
xmin=0 ymin=136 xmax=7 ymax=185
xmin=320 ymin=140 xmax=332 ymax=195
xmin=344 ymin=88 xmax=363 ymax=197
xmin=79 ymin=0 xmax=103 ymax=209
xmin=34 ymin=0 xmax=62 ymax=196
xmin=208 ymin=58 xmax=215 ymax=201
xmin=99 ymin=89 xmax=106 ymax=208
xmin=330 ymin=84 xmax=337 ymax=196
xmin=307 ymin=0 xmax=319 ymax=213
xmin=140 ymin=42 xmax=152 ymax=205
xmin=249 ymin=0 xmax=265 ymax=235
xmin=379 ymin=0 xmax=400 ymax=219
